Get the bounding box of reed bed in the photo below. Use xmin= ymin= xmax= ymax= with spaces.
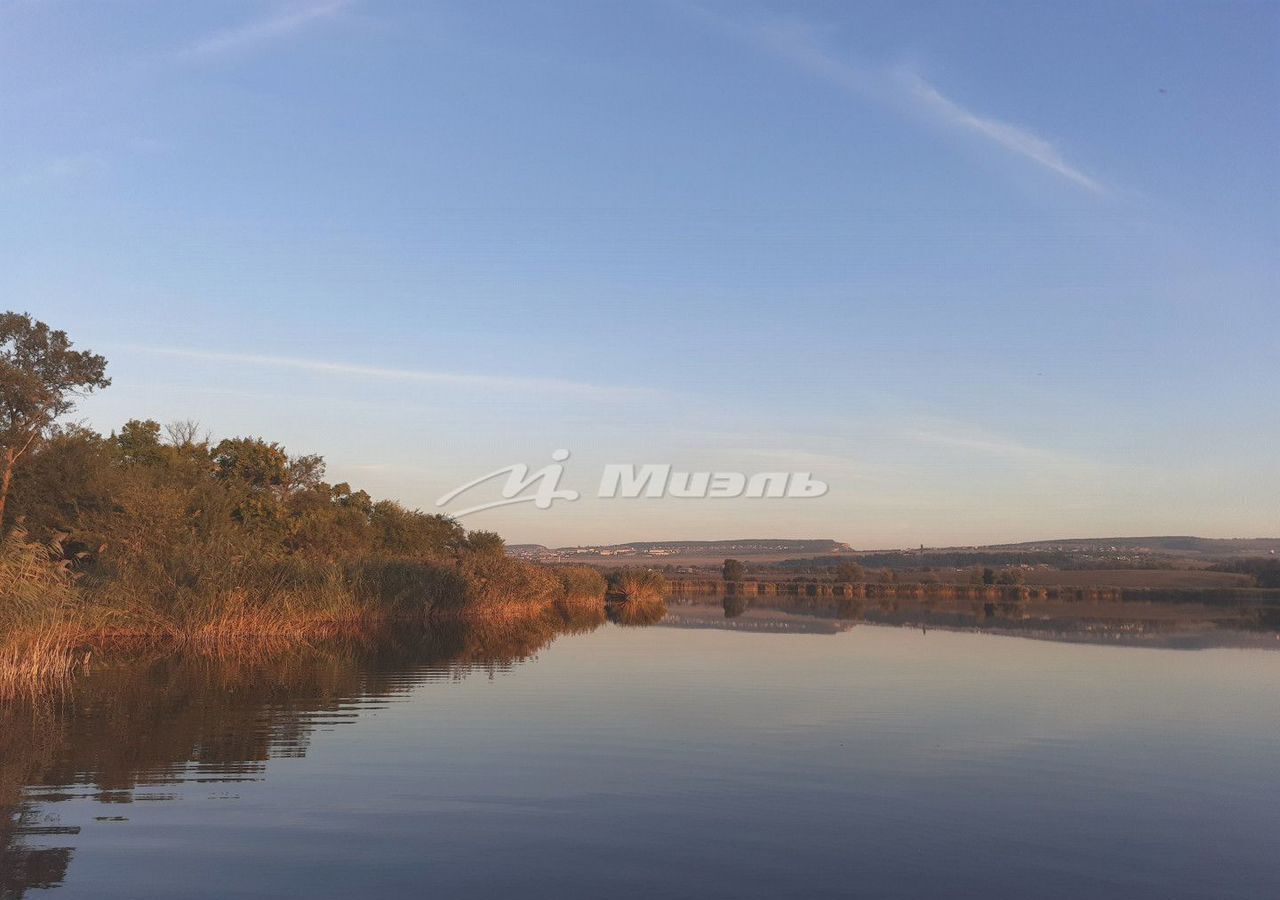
xmin=1 ymin=546 xmax=609 ymax=696
xmin=0 ymin=632 xmax=80 ymax=701
xmin=0 ymin=528 xmax=84 ymax=699
xmin=607 ymin=568 xmax=669 ymax=603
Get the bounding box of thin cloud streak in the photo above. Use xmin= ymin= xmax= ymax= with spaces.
xmin=901 ymin=71 xmax=1104 ymax=193
xmin=902 ymin=424 xmax=1090 ymax=469
xmin=714 ymin=15 xmax=1104 ymax=193
xmin=125 ymin=345 xmax=660 ymax=400
xmin=176 ymin=0 xmax=351 ymax=61
xmin=9 ymin=152 xmax=104 ymax=187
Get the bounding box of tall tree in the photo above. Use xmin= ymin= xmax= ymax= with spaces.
xmin=0 ymin=312 xmax=109 ymax=529
xmin=722 ymin=558 xmax=746 ymax=582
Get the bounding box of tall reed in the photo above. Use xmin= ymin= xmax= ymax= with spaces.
xmin=607 ymin=568 xmax=668 ymax=603
xmin=0 ymin=528 xmax=82 ymax=699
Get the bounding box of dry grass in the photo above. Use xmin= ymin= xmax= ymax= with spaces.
xmin=0 ymin=631 xmax=81 ymax=701
xmin=1 ymin=545 xmax=609 ymax=696
xmin=554 ymin=566 xmax=608 ymax=604
xmin=608 ymin=568 xmax=668 ymax=603
xmin=0 ymin=528 xmax=85 ymax=700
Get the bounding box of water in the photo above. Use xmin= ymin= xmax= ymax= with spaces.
xmin=3 ymin=599 xmax=1278 ymax=899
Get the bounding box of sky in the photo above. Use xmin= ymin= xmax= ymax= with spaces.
xmin=1 ymin=0 xmax=1277 ymax=548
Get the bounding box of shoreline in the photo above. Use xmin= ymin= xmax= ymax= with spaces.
xmin=0 ymin=560 xmax=611 ymax=699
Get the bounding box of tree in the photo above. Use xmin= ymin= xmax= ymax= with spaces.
xmin=116 ymin=419 xmax=167 ymax=466
xmin=8 ymin=424 xmax=115 ymax=541
xmin=834 ymin=560 xmax=864 ymax=583
xmin=165 ymin=419 xmax=207 ymax=450
xmin=981 ymin=566 xmax=996 ymax=585
xmin=996 ymin=568 xmax=1026 ymax=586
xmin=722 ymin=558 xmax=746 ymax=582
xmin=370 ymin=501 xmax=464 ymax=558
xmin=0 ymin=312 xmax=109 ymax=529
xmin=465 ymin=530 xmax=506 ymax=556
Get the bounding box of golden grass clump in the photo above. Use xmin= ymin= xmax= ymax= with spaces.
xmin=0 ymin=528 xmax=83 ymax=699
xmin=446 ymin=554 xmax=566 ymax=620
xmin=607 ymin=568 xmax=668 ymax=603
xmin=553 ymin=566 xmax=608 ymax=605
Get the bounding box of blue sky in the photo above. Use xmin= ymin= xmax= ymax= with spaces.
xmin=2 ymin=1 xmax=1276 ymax=547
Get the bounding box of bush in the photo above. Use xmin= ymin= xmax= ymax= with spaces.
xmin=441 ymin=554 xmax=565 ymax=617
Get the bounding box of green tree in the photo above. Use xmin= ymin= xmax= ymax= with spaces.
xmin=370 ymin=501 xmax=464 ymax=558
xmin=8 ymin=424 xmax=115 ymax=541
xmin=0 ymin=312 xmax=110 ymax=529
xmin=722 ymin=558 xmax=746 ymax=582
xmin=213 ymin=437 xmax=292 ymax=525
xmin=465 ymin=530 xmax=506 ymax=556
xmin=116 ymin=419 xmax=167 ymax=466
xmin=982 ymin=566 xmax=996 ymax=585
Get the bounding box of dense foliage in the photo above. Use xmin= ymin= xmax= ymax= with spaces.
xmin=0 ymin=315 xmax=608 ymax=684
xmin=1210 ymin=557 xmax=1280 ymax=589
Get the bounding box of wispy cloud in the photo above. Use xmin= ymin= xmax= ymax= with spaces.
xmin=176 ymin=0 xmax=351 ymax=62
xmin=906 ymin=427 xmax=1055 ymax=461
xmin=710 ymin=15 xmax=1104 ymax=193
xmin=899 ymin=71 xmax=1103 ymax=193
xmin=900 ymin=420 xmax=1091 ymax=469
xmin=9 ymin=152 xmax=104 ymax=188
xmin=125 ymin=345 xmax=659 ymax=400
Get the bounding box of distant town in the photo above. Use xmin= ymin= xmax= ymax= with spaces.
xmin=510 ymin=536 xmax=1279 ymax=565
xmin=507 ymin=539 xmax=851 ymax=563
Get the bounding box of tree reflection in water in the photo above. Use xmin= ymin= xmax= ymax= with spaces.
xmin=3 ymin=592 xmax=1275 ymax=897
xmin=0 ymin=604 xmax=605 ymax=898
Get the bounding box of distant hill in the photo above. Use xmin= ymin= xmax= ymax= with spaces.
xmin=510 ymin=539 xmax=851 ymax=563
xmin=988 ymin=537 xmax=1280 ymax=557
xmin=594 ymin=539 xmax=850 ymax=554
xmin=508 ymin=536 xmax=1278 ymax=567
xmin=773 ymin=535 xmax=1280 ymax=573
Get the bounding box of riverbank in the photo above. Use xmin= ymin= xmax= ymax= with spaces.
xmin=0 ymin=547 xmax=607 ymax=699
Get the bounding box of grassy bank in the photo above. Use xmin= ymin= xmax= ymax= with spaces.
xmin=0 ymin=517 xmax=607 ymax=697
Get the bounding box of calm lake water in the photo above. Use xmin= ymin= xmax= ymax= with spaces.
xmin=3 ymin=598 xmax=1279 ymax=899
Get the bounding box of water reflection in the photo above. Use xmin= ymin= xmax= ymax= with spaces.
xmin=1 ymin=609 xmax=602 ymax=898
xmin=2 ymin=595 xmax=1276 ymax=898
xmin=606 ymin=599 xmax=668 ymax=627
xmin=664 ymin=592 xmax=1280 ymax=648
